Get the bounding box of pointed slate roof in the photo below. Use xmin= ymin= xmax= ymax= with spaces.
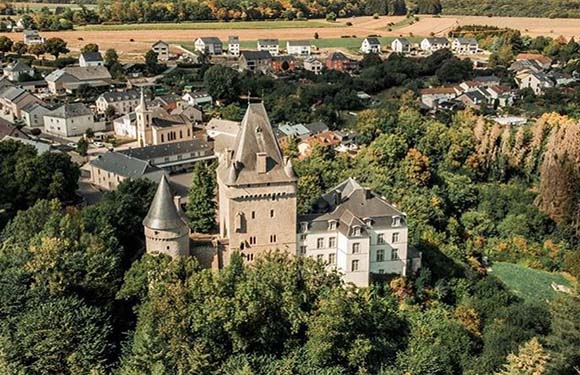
xmin=143 ymin=175 xmax=188 ymax=230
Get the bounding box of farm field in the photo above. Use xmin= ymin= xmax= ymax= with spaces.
xmin=1 ymin=15 xmax=579 ymax=56
xmin=490 ymin=262 xmax=574 ymax=302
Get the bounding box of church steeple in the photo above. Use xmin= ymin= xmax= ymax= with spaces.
xmin=135 ymin=88 xmax=152 ymax=147
xmin=135 ymin=88 xmax=147 ymax=112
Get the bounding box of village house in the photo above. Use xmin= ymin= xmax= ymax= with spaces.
xmin=194 ymin=37 xmax=223 ymax=55
xmin=326 ymin=52 xmax=357 ymax=73
xmin=44 ymin=66 xmax=112 ymax=94
xmin=271 ymin=55 xmax=296 ymax=72
xmin=239 ymin=50 xmax=272 ymax=73
xmin=515 ymin=71 xmax=554 ymax=95
xmin=170 ymin=104 xmax=204 ymax=123
xmin=96 ymin=90 xmax=141 ymax=115
xmin=418 ymin=87 xmax=458 ymax=108
xmin=79 ymin=52 xmax=104 ymax=67
xmin=152 ymin=40 xmax=170 ymax=61
xmin=420 ymin=37 xmax=450 ymax=52
xmin=23 ymin=30 xmax=44 ymax=45
xmin=297 ymin=178 xmax=420 ymax=287
xmin=303 ymin=57 xmax=323 ymax=74
xmin=391 ymin=38 xmax=411 ymax=53
xmin=21 ymin=102 xmax=51 ymax=128
xmin=228 ymin=36 xmax=240 ymax=57
xmin=182 ymin=91 xmax=212 ymax=107
xmin=451 ymin=38 xmax=479 ymax=54
xmin=119 ymin=137 xmax=215 ymax=172
xmin=473 ymin=75 xmax=502 ymax=86
xmin=87 ymin=151 xmax=166 ymax=191
xmin=286 ymin=40 xmax=311 ymax=56
xmin=457 ymin=90 xmax=487 ymax=110
xmin=113 ymin=112 xmax=137 ymax=138
xmin=43 ymin=102 xmax=105 ymax=137
xmin=516 ymin=53 xmax=552 ymax=70
xmin=509 ymin=59 xmax=544 ymax=74
xmin=257 ymin=39 xmax=280 ymax=56
xmin=3 ymin=61 xmax=34 ymax=82
xmin=361 ymin=37 xmax=381 ymax=54
xmin=484 ymin=85 xmax=515 ymax=107
xmin=298 ymin=130 xmax=343 ymax=159
xmin=0 ymin=86 xmax=42 ymax=118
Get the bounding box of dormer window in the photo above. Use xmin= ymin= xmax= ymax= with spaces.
xmin=328 ymin=220 xmax=337 ymax=231
xmin=364 ymin=217 xmax=372 ymax=227
xmin=352 ymin=226 xmax=361 ymax=237
xmin=300 ymin=222 xmax=309 ymax=233
xmin=392 ymin=216 xmax=401 ymax=227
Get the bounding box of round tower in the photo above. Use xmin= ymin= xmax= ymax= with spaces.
xmin=143 ymin=175 xmax=190 ymax=258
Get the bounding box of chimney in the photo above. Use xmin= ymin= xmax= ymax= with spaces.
xmin=334 ymin=189 xmax=341 ymax=206
xmin=174 ymin=195 xmax=182 ymax=212
xmin=256 ymin=152 xmax=267 ymax=174
xmin=364 ymin=188 xmax=373 ymax=200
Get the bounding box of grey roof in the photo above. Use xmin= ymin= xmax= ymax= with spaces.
xmin=143 ymin=175 xmax=188 ymax=230
xmin=90 ymin=151 xmax=164 ymax=179
xmin=425 ymin=37 xmax=449 ymax=44
xmin=0 ymin=86 xmax=28 ymax=102
xmin=228 ymin=35 xmax=239 ymax=44
xmin=4 ymin=61 xmax=32 ymax=72
xmin=2 ymin=135 xmax=53 ymax=154
xmin=365 ymin=37 xmax=381 ymax=45
xmin=299 ymin=178 xmax=406 ymax=234
xmin=287 ymin=40 xmax=310 ymax=47
xmin=152 ymin=40 xmax=168 ymax=47
xmin=454 ymin=37 xmax=478 ymax=45
xmin=461 ymin=90 xmax=487 ymax=103
xmin=23 ymin=30 xmax=39 ymax=36
xmin=21 ymin=101 xmax=50 ymax=114
xmin=328 ymin=52 xmax=350 ymax=61
xmin=474 ymin=75 xmax=500 ymax=83
xmin=119 ymin=138 xmax=214 ymax=161
xmin=219 ymin=103 xmax=295 ymax=185
xmin=80 ymin=52 xmax=103 ymax=62
xmin=393 ymin=38 xmax=411 ymax=45
xmin=45 ymin=66 xmax=111 ymax=83
xmin=303 ymin=121 xmax=329 ymax=134
xmin=199 ymin=37 xmax=222 ymax=45
xmin=99 ymin=90 xmax=140 ymax=103
xmin=47 ymin=102 xmax=92 ymax=118
xmin=257 ymin=39 xmax=279 ymax=45
xmin=240 ymin=50 xmax=272 ymax=60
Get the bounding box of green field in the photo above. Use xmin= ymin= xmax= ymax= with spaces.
xmin=78 ymin=19 xmax=338 ymax=31
xmin=491 ymin=262 xmax=574 ymax=302
xmin=179 ymin=37 xmax=422 ymax=54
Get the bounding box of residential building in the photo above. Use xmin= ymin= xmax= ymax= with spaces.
xmin=135 ymin=90 xmax=195 ymax=147
xmin=79 ymin=52 xmax=104 ymax=67
xmin=515 ymin=53 xmax=552 ymax=69
xmin=217 ymin=102 xmax=297 ymax=264
xmin=515 ymin=71 xmax=554 ymax=95
xmin=451 ymin=38 xmax=478 ymax=54
xmin=298 ymin=130 xmax=343 ymax=159
xmin=228 ymin=36 xmax=240 ymax=56
xmin=43 ymin=102 xmax=105 ymax=137
xmin=303 ymin=57 xmax=323 ymax=74
xmin=493 ymin=116 xmax=527 ymax=126
xmin=286 ymin=40 xmax=311 ymax=56
xmin=87 ymin=151 xmax=166 ymax=191
xmin=96 ymin=90 xmax=141 ymax=115
xmin=420 ymin=37 xmax=450 ymax=52
xmin=3 ymin=61 xmax=34 ymax=82
xmin=44 ymin=66 xmax=112 ymax=94
xmin=0 ymin=86 xmax=42 ymax=118
xmin=473 ymin=76 xmax=501 ymax=86
xmin=239 ymin=50 xmax=272 ymax=72
xmin=119 ymin=137 xmax=215 ymax=172
xmin=113 ymin=112 xmax=137 ymax=138
xmin=391 ymin=38 xmax=411 ymax=53
xmin=152 ymin=40 xmax=170 ymax=61
xmin=418 ymin=87 xmax=458 ymax=108
xmin=326 ymin=52 xmax=357 ymax=73
xmin=271 ymin=55 xmax=296 ymax=72
xmin=0 ymin=118 xmax=29 ymax=140
xmin=23 ymin=30 xmax=44 ymax=45
xmin=194 ymin=37 xmax=223 ymax=55
xmin=257 ymin=39 xmax=279 ymax=56
xmin=297 ymin=178 xmax=420 ymax=287
xmin=509 ymin=59 xmax=544 ymax=74
xmin=457 ymin=90 xmax=487 ymax=109
xmin=170 ymin=104 xmax=203 ymax=123
xmin=182 ymin=91 xmax=212 ymax=107
xmin=143 ymin=175 xmax=190 ymax=257
xmin=21 ymin=102 xmax=50 ymax=127
xmin=484 ymin=85 xmax=515 ymax=107
xmin=361 ymin=37 xmax=381 ymax=54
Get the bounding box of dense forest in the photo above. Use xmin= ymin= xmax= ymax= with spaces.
xmin=441 ymin=0 xmax=580 ymax=18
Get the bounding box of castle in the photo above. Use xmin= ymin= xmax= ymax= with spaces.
xmin=143 ymin=103 xmax=421 ymax=287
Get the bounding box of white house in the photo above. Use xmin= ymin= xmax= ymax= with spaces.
xmin=297 ymin=178 xmax=420 ymax=287
xmin=3 ymin=61 xmax=34 ymax=82
xmin=43 ymin=102 xmax=105 ymax=137
xmin=79 ymin=52 xmax=104 ymax=67
xmin=303 ymin=57 xmax=323 ymax=75
xmin=194 ymin=37 xmax=223 ymax=55
xmin=21 ymin=102 xmax=50 ymax=128
xmin=452 ymin=38 xmax=478 ymax=54
xmin=286 ymin=40 xmax=311 ymax=56
xmin=516 ymin=71 xmax=554 ymax=95
xmin=23 ymin=30 xmax=44 ymax=45
xmin=257 ymin=39 xmax=279 ymax=56
xmin=391 ymin=38 xmax=411 ymax=54
xmin=420 ymin=37 xmax=450 ymax=52
xmin=113 ymin=112 xmax=137 ymax=138
xmin=228 ymin=36 xmax=240 ymax=57
xmin=418 ymin=87 xmax=458 ymax=108
xmin=361 ymin=37 xmax=381 ymax=54
xmin=96 ymin=90 xmax=141 ymax=115
xmin=182 ymin=91 xmax=212 ymax=107
xmin=152 ymin=40 xmax=170 ymax=61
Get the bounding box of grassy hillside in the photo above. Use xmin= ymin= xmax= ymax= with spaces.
xmin=441 ymin=0 xmax=580 ymax=18
xmin=491 ymin=262 xmax=574 ymax=302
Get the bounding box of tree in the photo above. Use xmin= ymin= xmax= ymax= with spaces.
xmin=185 ymin=161 xmax=216 ymax=233
xmin=43 ymin=37 xmax=69 ymax=58
xmin=77 ymin=137 xmax=88 ymax=156
xmin=80 ymin=43 xmax=99 ymax=53
xmin=203 ymin=65 xmax=241 ymax=102
xmin=545 ymin=296 xmax=580 ymax=374
xmin=497 ymin=337 xmax=550 ymax=375
xmin=28 ymin=43 xmax=45 ymax=58
xmin=326 ymin=12 xmax=337 ymax=21
xmin=11 ymin=41 xmax=27 ymax=56
xmin=0 ymin=35 xmax=13 ymax=53
xmin=104 ymin=105 xmax=116 ymax=119
xmin=144 ymin=50 xmax=158 ymax=73
xmin=103 ymin=48 xmax=119 ymax=67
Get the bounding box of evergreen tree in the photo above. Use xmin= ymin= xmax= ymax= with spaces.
xmin=185 ymin=162 xmax=217 ymax=233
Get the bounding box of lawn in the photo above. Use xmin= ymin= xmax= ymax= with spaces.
xmin=78 ymin=19 xmax=338 ymax=31
xmin=490 ymin=262 xmax=574 ymax=302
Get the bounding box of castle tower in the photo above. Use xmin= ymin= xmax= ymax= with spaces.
xmin=217 ymin=102 xmax=297 ymax=263
xmin=135 ymin=89 xmax=152 ymax=147
xmin=143 ymin=175 xmax=190 ymax=257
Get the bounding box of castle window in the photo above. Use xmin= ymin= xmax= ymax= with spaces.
xmin=377 ymin=234 xmax=385 ymax=244
xmin=391 ymin=249 xmax=399 ymax=260
xmin=392 ymin=232 xmax=399 ymax=243
xmin=351 ymin=259 xmax=359 ymax=271
xmin=270 ymin=209 xmax=274 ymax=218
xmin=270 ymin=234 xmax=277 ymax=243
xmin=376 ymin=249 xmax=385 ymax=262
xmin=352 ymin=242 xmax=360 ymax=254
xmin=251 ymin=211 xmax=255 ymax=219
xmin=300 ymin=222 xmax=309 ymax=232
xmin=316 ymin=237 xmax=324 ymax=249
xmin=299 ymin=234 xmax=307 ymax=241
xmin=329 ymin=237 xmax=336 ymax=248
xmin=249 ymin=236 xmax=256 ymax=245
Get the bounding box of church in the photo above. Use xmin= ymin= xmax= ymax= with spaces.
xmin=143 ymin=102 xmax=421 ymax=287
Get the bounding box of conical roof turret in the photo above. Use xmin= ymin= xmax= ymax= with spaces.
xmin=143 ymin=175 xmax=187 ymax=230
